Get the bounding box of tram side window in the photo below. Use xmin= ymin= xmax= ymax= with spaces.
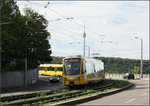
xmin=39 ymin=67 xmax=44 ymax=70
xmin=85 ymin=62 xmax=93 ymax=74
xmin=57 ymin=67 xmax=63 ymax=71
xmin=82 ymin=62 xmax=86 ymax=74
xmin=48 ymin=67 xmax=54 ymax=71
xmin=95 ymin=64 xmax=99 ymax=72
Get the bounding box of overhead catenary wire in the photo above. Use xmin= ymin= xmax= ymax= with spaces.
xmin=48 ymin=20 xmax=102 ymax=44
xmin=48 ymin=26 xmax=95 ymax=44
xmin=29 ymin=1 xmax=104 ymax=39
xmin=24 ymin=1 xmax=118 ymax=56
xmin=49 ymin=24 xmax=82 ymax=37
xmin=23 ymin=1 xmax=100 ymax=45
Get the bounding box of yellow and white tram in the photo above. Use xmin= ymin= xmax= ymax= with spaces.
xmin=62 ymin=55 xmax=105 ymax=86
xmin=39 ymin=64 xmax=63 ymax=76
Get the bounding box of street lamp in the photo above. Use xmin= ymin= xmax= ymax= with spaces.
xmin=134 ymin=36 xmax=143 ymax=78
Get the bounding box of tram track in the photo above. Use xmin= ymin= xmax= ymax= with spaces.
xmin=1 ymin=79 xmax=128 ymax=106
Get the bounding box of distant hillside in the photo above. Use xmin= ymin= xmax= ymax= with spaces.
xmin=50 ymin=56 xmax=150 ymax=74
xmin=97 ymin=57 xmax=150 ymax=74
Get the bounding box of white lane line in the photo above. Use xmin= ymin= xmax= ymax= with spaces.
xmin=140 ymin=93 xmax=146 ymax=96
xmin=125 ymin=98 xmax=136 ymax=103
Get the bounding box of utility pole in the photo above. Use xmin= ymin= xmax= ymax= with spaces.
xmin=25 ymin=20 xmax=28 ymax=87
xmin=135 ymin=37 xmax=143 ymax=78
xmin=85 ymin=45 xmax=90 ymax=58
xmin=83 ymin=20 xmax=86 ymax=57
xmin=0 ymin=5 xmax=2 ymax=96
xmin=88 ymin=46 xmax=90 ymax=58
xmin=141 ymin=38 xmax=143 ymax=78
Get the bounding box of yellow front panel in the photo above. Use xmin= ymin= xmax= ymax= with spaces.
xmin=62 ymin=74 xmax=87 ymax=86
xmin=39 ymin=70 xmax=46 ymax=75
xmin=56 ymin=71 xmax=62 ymax=76
xmin=46 ymin=71 xmax=55 ymax=76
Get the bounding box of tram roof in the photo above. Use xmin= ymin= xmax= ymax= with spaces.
xmin=40 ymin=64 xmax=62 ymax=66
xmin=65 ymin=55 xmax=103 ymax=63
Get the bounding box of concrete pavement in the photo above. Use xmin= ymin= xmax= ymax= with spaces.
xmin=78 ymin=79 xmax=149 ymax=105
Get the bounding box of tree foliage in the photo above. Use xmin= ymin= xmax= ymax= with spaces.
xmin=50 ymin=56 xmax=64 ymax=64
xmin=23 ymin=8 xmax=52 ymax=69
xmin=1 ymin=1 xmax=52 ymax=71
xmin=131 ymin=66 xmax=140 ymax=74
xmin=96 ymin=57 xmax=150 ymax=74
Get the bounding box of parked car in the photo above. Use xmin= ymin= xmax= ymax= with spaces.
xmin=49 ymin=75 xmax=60 ymax=83
xmin=123 ymin=73 xmax=135 ymax=79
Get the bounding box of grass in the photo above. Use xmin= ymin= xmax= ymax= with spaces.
xmin=1 ymin=80 xmax=130 ymax=105
xmin=46 ymin=80 xmax=130 ymax=105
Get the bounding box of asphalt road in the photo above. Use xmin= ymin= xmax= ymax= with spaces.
xmin=78 ymin=79 xmax=150 ymax=105
xmin=38 ymin=75 xmax=64 ymax=90
xmin=1 ymin=75 xmax=65 ymax=97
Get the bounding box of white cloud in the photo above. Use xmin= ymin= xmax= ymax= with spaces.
xmin=17 ymin=1 xmax=149 ymax=60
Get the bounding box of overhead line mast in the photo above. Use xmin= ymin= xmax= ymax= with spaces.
xmin=83 ymin=20 xmax=86 ymax=57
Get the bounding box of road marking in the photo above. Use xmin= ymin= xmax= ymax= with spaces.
xmin=140 ymin=93 xmax=146 ymax=96
xmin=125 ymin=98 xmax=136 ymax=103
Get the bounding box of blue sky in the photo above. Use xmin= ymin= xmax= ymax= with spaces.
xmin=17 ymin=1 xmax=149 ymax=60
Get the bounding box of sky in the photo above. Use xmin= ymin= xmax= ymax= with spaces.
xmin=17 ymin=1 xmax=149 ymax=60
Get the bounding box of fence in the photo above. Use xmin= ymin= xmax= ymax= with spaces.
xmin=0 ymin=69 xmax=38 ymax=89
xmin=105 ymin=73 xmax=150 ymax=79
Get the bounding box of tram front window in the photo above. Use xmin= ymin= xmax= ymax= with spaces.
xmin=64 ymin=58 xmax=81 ymax=75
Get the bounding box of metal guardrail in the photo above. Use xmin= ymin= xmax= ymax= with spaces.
xmin=105 ymin=74 xmax=150 ymax=79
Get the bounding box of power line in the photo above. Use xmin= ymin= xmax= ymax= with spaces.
xmin=24 ymin=1 xmax=118 ymax=55
xmin=48 ymin=28 xmax=74 ymax=38
xmin=29 ymin=1 xmax=104 ymax=38
xmin=49 ymin=24 xmax=82 ymax=37
xmin=48 ymin=20 xmax=102 ymax=43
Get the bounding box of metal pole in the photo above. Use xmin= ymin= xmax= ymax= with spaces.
xmin=0 ymin=5 xmax=2 ymax=96
xmin=85 ymin=46 xmax=90 ymax=58
xmin=25 ymin=58 xmax=27 ymax=86
xmin=141 ymin=39 xmax=143 ymax=78
xmin=135 ymin=37 xmax=143 ymax=78
xmin=83 ymin=20 xmax=86 ymax=57
xmin=83 ymin=35 xmax=85 ymax=57
xmin=25 ymin=20 xmax=27 ymax=86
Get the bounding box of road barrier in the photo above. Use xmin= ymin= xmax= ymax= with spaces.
xmin=105 ymin=73 xmax=149 ymax=80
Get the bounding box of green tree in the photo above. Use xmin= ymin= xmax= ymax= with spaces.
xmin=1 ymin=1 xmax=52 ymax=71
xmin=131 ymin=66 xmax=140 ymax=74
xmin=23 ymin=8 xmax=52 ymax=69
xmin=1 ymin=0 xmax=26 ymax=71
xmin=96 ymin=57 xmax=149 ymax=74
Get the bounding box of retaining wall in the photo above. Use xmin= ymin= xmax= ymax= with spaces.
xmin=0 ymin=69 xmax=38 ymax=89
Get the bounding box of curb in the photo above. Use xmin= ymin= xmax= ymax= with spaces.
xmin=53 ymin=83 xmax=134 ymax=106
